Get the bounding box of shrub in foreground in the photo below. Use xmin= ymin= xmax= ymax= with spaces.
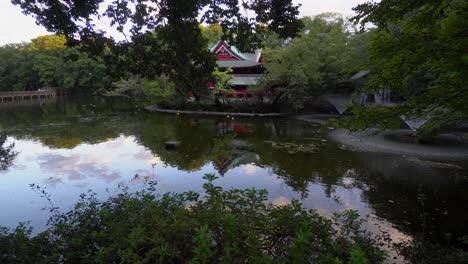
xmin=0 ymin=174 xmax=385 ymax=263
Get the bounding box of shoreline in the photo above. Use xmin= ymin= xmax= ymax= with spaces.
xmin=328 ymin=128 xmax=468 ymax=159
xmin=296 ymin=114 xmax=468 ymax=160
xmin=145 ymin=105 xmax=288 ymax=117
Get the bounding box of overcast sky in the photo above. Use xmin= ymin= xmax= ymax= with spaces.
xmin=0 ymin=0 xmax=367 ymax=45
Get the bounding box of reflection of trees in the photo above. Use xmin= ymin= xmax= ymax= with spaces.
xmin=352 ymin=156 xmax=468 ymax=246
xmin=136 ymin=114 xmax=216 ymax=171
xmin=0 ymin=134 xmax=17 ymax=170
xmin=210 ymin=134 xmax=236 ymax=175
xmin=239 ymin=119 xmax=359 ymax=197
xmin=254 ymin=142 xmax=356 ymax=197
xmin=3 ymin=103 xmax=467 ymax=249
xmin=136 ymin=116 xmax=259 ymax=174
xmin=136 ymin=116 xmax=362 ymax=195
xmin=0 ymin=98 xmax=140 ymax=149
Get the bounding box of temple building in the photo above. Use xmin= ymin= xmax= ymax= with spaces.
xmin=209 ymin=40 xmax=264 ymax=96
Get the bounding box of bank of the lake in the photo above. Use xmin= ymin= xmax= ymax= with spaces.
xmin=145 ymin=105 xmax=287 ymax=117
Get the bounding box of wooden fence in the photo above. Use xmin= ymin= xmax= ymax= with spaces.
xmin=0 ymin=88 xmax=70 ymax=103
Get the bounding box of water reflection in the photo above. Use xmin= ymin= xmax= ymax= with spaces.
xmin=0 ymin=98 xmax=467 ymax=251
xmin=0 ymin=134 xmax=17 ymax=171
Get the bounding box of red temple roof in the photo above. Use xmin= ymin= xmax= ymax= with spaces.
xmin=210 ymin=40 xmax=262 ymax=68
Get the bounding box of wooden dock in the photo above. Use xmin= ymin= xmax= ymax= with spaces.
xmin=0 ymin=89 xmax=69 ymax=103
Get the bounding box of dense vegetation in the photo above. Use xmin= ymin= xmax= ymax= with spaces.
xmin=11 ymin=0 xmax=303 ymax=100
xmin=0 ymin=175 xmax=385 ymax=263
xmin=342 ymin=0 xmax=468 ymax=138
xmin=257 ymin=13 xmax=368 ymax=110
xmin=0 ymin=35 xmax=110 ymax=93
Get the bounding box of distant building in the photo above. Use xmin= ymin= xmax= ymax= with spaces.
xmin=209 ymin=40 xmax=264 ymax=97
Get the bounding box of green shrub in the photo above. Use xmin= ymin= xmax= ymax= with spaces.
xmin=144 ymin=77 xmax=176 ymax=107
xmin=0 ymin=174 xmax=386 ymax=263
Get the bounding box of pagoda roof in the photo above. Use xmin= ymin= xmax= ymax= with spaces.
xmin=217 ymin=60 xmax=261 ymax=68
xmin=210 ymin=39 xmax=262 ymax=65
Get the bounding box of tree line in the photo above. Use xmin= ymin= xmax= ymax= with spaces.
xmin=0 ymin=35 xmax=110 ymax=93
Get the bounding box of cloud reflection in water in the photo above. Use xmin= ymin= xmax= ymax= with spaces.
xmin=37 ymin=153 xmax=120 ymax=183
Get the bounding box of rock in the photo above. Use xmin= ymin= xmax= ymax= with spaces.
xmin=165 ymin=141 xmax=181 ymax=150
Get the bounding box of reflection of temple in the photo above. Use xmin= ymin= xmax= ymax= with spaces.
xmin=216 ymin=121 xmax=253 ymax=136
xmin=212 ymin=140 xmax=259 ymax=175
xmin=209 ymin=40 xmax=264 ymax=96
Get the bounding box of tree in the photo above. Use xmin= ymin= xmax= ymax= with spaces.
xmin=347 ymin=0 xmax=468 ymax=138
xmin=13 ymin=0 xmax=303 ymax=101
xmin=259 ymin=13 xmax=358 ymax=110
xmin=0 ymin=41 xmax=110 ymax=93
xmin=26 ymin=35 xmax=67 ymax=51
xmin=212 ymin=67 xmax=235 ymax=105
xmin=200 ymin=23 xmax=223 ymax=45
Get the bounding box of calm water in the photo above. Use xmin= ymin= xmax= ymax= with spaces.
xmin=0 ymin=98 xmax=467 ymax=249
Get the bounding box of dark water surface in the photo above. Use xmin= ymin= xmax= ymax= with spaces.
xmin=0 ymin=98 xmax=467 ymax=250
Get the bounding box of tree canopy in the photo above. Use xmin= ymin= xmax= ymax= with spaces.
xmin=258 ymin=14 xmax=368 ymax=109
xmin=0 ymin=35 xmax=110 ymax=92
xmin=12 ymin=0 xmax=303 ymax=99
xmin=346 ymin=0 xmax=468 ymax=137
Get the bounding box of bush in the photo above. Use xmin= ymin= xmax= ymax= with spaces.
xmin=0 ymin=174 xmax=386 ymax=264
xmin=144 ymin=77 xmax=177 ymax=107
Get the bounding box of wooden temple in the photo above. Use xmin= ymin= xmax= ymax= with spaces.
xmin=209 ymin=40 xmax=264 ymax=97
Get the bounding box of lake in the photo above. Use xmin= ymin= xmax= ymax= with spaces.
xmin=0 ymin=97 xmax=467 ymax=252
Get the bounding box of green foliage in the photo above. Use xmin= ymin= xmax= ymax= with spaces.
xmin=25 ymin=35 xmax=67 ymax=51
xmin=0 ymin=175 xmax=386 ymax=263
xmin=107 ymin=75 xmax=146 ymax=99
xmin=13 ymin=0 xmax=303 ymax=102
xmin=348 ymin=248 xmax=368 ymax=264
xmin=0 ymin=224 xmax=53 ymax=264
xmin=348 ymin=0 xmax=468 ymax=136
xmin=333 ymin=105 xmax=402 ymax=132
xmin=415 ymin=109 xmax=467 ymax=139
xmin=261 ymin=13 xmax=366 ymax=110
xmin=0 ymin=41 xmax=111 ymax=93
xmin=144 ymin=75 xmax=177 ymax=106
xmin=200 ymin=24 xmax=223 ymax=45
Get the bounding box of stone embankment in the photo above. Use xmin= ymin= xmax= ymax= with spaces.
xmin=145 ymin=105 xmax=286 ymax=117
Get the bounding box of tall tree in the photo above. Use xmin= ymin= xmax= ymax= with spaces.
xmin=200 ymin=23 xmax=223 ymax=45
xmin=348 ymin=0 xmax=468 ymax=137
xmin=26 ymin=35 xmax=67 ymax=51
xmin=259 ymin=14 xmax=356 ymax=109
xmin=12 ymin=0 xmax=302 ymax=99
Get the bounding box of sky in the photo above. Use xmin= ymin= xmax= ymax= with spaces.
xmin=0 ymin=0 xmax=367 ymax=45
